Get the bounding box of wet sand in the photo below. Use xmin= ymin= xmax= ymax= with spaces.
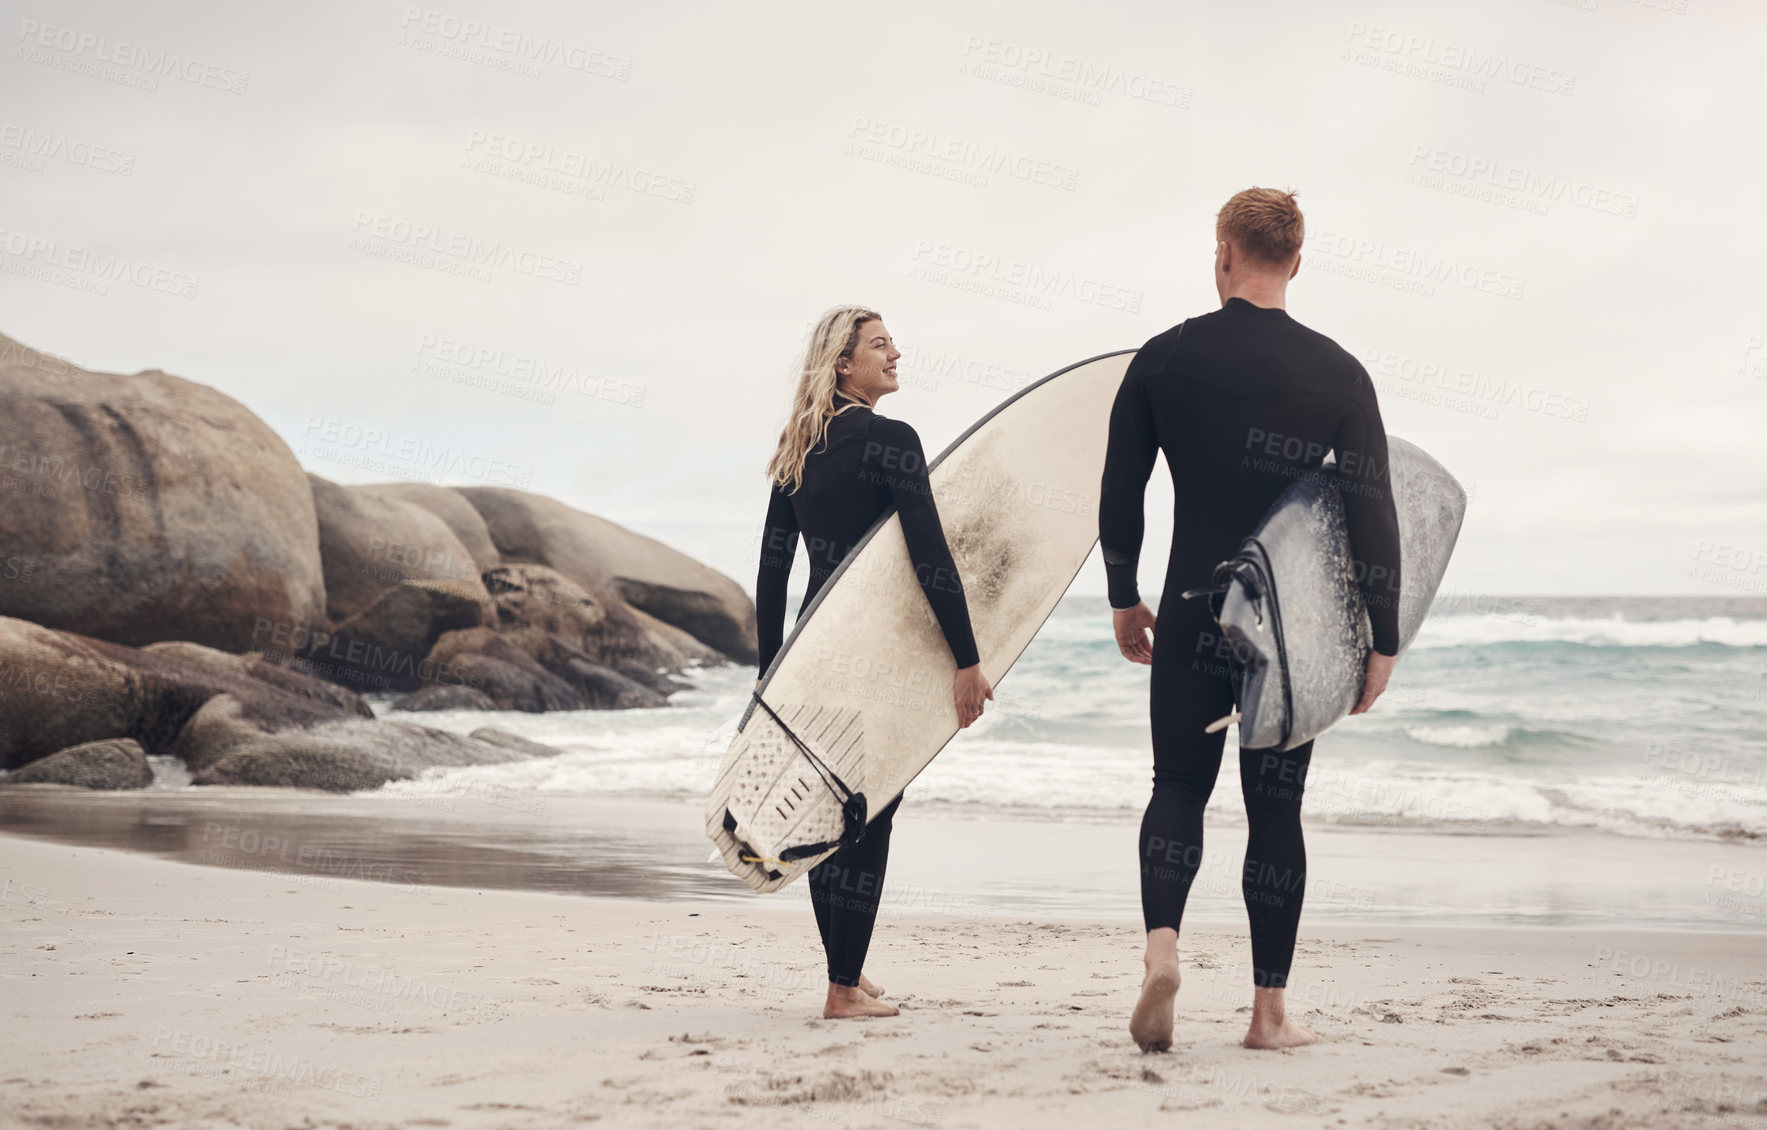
xmin=3 ymin=787 xmax=1765 ymax=930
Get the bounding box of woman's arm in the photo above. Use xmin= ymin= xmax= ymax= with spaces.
xmin=867 ymin=417 xmax=981 ymax=670
xmin=754 ymin=480 xmax=800 ymax=676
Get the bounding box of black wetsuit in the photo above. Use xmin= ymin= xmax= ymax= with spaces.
xmin=756 ymin=396 xmax=979 ymax=988
xmin=1098 ymin=297 xmax=1402 ymax=989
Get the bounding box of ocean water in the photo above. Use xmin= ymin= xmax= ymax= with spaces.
xmin=368 ymin=595 xmax=1767 ymax=844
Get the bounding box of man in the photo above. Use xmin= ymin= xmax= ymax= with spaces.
xmin=1098 ymin=187 xmax=1402 ymax=1052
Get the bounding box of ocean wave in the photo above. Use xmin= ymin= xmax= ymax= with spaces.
xmin=1402 ymin=723 xmax=1512 ymax=748
xmin=1413 ymin=614 xmax=1767 ymax=649
xmin=370 ymin=748 xmax=1767 ymax=844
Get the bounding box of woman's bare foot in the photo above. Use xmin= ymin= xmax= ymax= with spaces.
xmin=858 ymin=973 xmax=885 ymax=999
xmin=823 ymin=982 xmax=898 ymax=1019
xmin=1242 ymin=986 xmax=1318 ymax=1049
xmin=1130 ymin=960 xmax=1180 ymax=1052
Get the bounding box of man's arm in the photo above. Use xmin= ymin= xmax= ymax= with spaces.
xmin=1100 ymin=351 xmax=1162 ymax=665
xmin=1333 ymin=383 xmax=1403 ymax=658
xmin=1099 ymin=351 xmax=1160 ymax=612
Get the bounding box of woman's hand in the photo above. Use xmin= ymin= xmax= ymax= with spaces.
xmin=954 ymin=664 xmax=993 ymax=728
xmin=1113 ymin=602 xmax=1157 ymax=665
xmin=1349 ymin=650 xmax=1397 ymax=714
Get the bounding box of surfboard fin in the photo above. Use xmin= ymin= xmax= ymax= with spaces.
xmin=1203 ymin=711 xmax=1240 ymax=734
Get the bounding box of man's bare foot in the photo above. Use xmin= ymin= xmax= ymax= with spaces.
xmin=1243 ymin=988 xmax=1318 ymax=1049
xmin=1242 ymin=1015 xmax=1317 ymax=1049
xmin=1130 ymin=960 xmax=1180 ymax=1052
xmin=823 ymin=983 xmax=898 ymax=1020
xmin=858 ymin=973 xmax=885 ymax=999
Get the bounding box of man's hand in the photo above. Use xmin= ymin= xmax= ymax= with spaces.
xmin=1112 ymin=602 xmax=1157 ymax=665
xmin=954 ymin=664 xmax=993 ymax=728
xmin=1350 ymin=649 xmax=1398 ymax=714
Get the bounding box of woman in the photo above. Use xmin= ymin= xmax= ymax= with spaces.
xmin=756 ymin=305 xmax=993 ymax=1020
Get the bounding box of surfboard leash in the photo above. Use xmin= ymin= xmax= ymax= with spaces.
xmin=745 ymin=694 xmax=870 ymax=864
xmin=1235 ymin=538 xmax=1296 ymax=751
xmin=1182 ymin=538 xmax=1296 ymax=750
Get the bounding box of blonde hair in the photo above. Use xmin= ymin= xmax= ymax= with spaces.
xmin=1216 ymin=187 xmax=1305 ymax=266
xmin=766 ymin=305 xmax=881 ymax=492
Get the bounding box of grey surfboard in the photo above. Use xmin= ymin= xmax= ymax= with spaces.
xmin=1209 ymin=435 xmax=1467 ymax=752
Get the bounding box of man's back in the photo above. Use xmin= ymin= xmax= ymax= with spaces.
xmin=1099 ymin=296 xmax=1403 ymax=654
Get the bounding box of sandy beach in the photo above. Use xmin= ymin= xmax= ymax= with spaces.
xmin=5 ymin=829 xmax=1766 ymax=1130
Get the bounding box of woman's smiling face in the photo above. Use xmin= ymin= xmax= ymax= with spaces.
xmin=836 ymin=319 xmax=901 ymax=404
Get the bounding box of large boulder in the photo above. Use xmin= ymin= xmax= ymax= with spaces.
xmin=405 ymin=623 xmax=665 ymax=712
xmin=2 ymin=738 xmax=152 ymax=789
xmin=459 ymin=488 xmax=756 ymax=663
xmin=0 ymin=331 xmax=325 ymax=652
xmin=392 ymin=684 xmax=499 ymax=712
xmin=481 ymin=563 xmax=717 ymax=678
xmin=181 ymin=695 xmax=562 ymax=791
xmin=0 ymin=616 xmax=148 ymax=766
xmin=355 ymin=482 xmax=501 ymax=573
xmin=416 ymin=628 xmax=590 ymax=712
xmin=307 ymin=474 xmax=491 ymax=623
xmin=142 ymin=640 xmax=366 ymax=715
xmin=0 ymin=616 xmax=368 ymax=770
xmin=313 ymin=579 xmax=492 ymax=693
xmin=0 ymin=615 xmax=563 ymax=790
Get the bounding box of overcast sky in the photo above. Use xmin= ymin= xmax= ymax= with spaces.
xmin=5 ymin=0 xmax=1764 ymax=601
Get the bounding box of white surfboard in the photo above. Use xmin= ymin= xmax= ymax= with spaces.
xmin=706 ymin=351 xmax=1135 ymax=893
